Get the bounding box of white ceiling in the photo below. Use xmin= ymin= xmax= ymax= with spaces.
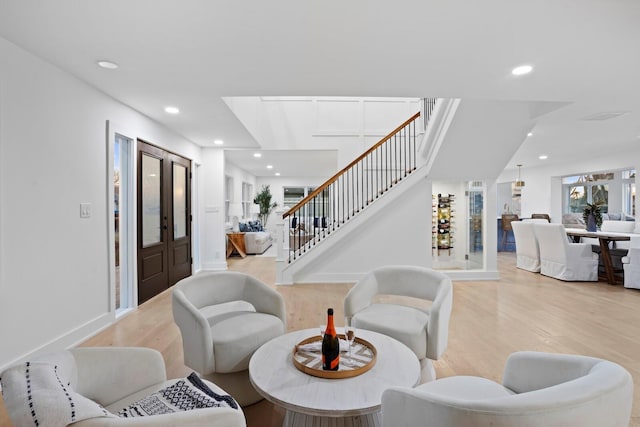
xmin=1 ymin=0 xmax=639 ymax=175
xmin=225 ymin=149 xmax=338 ymax=177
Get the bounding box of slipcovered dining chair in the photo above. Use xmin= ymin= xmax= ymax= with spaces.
xmin=172 ymin=271 xmax=287 ymax=406
xmin=0 ymin=347 xmax=246 ymax=426
xmin=511 ymin=221 xmax=540 ymax=272
xmin=622 ymin=235 xmax=640 ymax=289
xmin=534 ymin=223 xmax=598 ymax=281
xmin=344 ymin=265 xmax=452 ymax=383
xmin=381 ymin=351 xmax=633 ymax=427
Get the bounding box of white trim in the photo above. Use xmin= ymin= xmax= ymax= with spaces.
xmin=106 ymin=121 xmax=137 ymax=313
xmin=201 ymin=260 xmax=228 ymax=271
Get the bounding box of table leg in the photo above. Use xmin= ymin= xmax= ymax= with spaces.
xmin=598 ymin=238 xmax=617 ymax=285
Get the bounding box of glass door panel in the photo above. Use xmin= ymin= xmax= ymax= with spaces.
xmin=142 ymin=154 xmax=162 ymax=247
xmin=173 ymin=163 xmax=187 ymax=239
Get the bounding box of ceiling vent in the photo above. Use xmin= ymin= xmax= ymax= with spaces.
xmin=581 ymin=111 xmax=630 ymax=121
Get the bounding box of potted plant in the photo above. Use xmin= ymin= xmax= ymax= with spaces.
xmin=583 ymin=202 xmax=603 ymax=232
xmin=253 ymin=185 xmax=278 ymax=227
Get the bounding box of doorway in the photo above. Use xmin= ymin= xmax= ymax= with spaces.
xmin=137 ymin=140 xmax=192 ymax=304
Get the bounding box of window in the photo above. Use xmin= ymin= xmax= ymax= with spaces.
xmin=224 ymin=175 xmax=233 ymax=223
xmin=242 ymin=182 xmax=253 ymax=219
xmin=283 ymin=187 xmax=306 ymax=209
xmin=283 ymin=186 xmax=329 ymax=221
xmin=563 ymin=173 xmax=612 ymax=213
xmin=623 ymin=169 xmax=636 ymax=216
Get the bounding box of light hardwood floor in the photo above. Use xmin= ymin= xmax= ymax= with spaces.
xmin=2 ymin=253 xmax=640 ymax=426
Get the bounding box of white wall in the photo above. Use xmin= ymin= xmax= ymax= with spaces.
xmin=497 ymin=150 xmax=638 ymax=222
xmin=291 ymin=178 xmax=432 ymax=282
xmin=200 ymin=148 xmax=226 ymax=271
xmin=0 ymin=37 xmax=202 ymax=369
xmin=225 ymin=160 xmax=257 ymax=219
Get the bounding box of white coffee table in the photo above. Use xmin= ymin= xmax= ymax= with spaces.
xmin=249 ymin=328 xmax=420 ymax=426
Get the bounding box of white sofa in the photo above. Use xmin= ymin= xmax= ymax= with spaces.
xmin=381 ymin=351 xmax=633 ymax=427
xmin=244 ymin=231 xmax=272 ymax=254
xmin=0 ymin=347 xmax=246 ymax=426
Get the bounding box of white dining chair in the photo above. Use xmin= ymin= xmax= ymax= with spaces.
xmin=534 ymin=223 xmax=598 ymax=281
xmin=511 ymin=221 xmax=540 ymax=272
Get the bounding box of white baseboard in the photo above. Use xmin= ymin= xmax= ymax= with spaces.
xmin=200 ymin=261 xmax=228 ymax=271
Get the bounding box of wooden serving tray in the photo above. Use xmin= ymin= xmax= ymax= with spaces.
xmin=292 ymin=334 xmax=377 ymax=379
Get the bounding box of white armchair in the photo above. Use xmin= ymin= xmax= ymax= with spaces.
xmin=343 ymin=265 xmax=452 ymax=382
xmin=622 ymin=235 xmax=640 ymax=289
xmin=534 ymin=223 xmax=598 ymax=281
xmin=511 ymin=221 xmax=540 ymax=272
xmin=172 ymin=271 xmax=286 ymax=406
xmin=381 ymin=351 xmax=633 ymax=427
xmin=0 ymin=347 xmax=246 ymax=426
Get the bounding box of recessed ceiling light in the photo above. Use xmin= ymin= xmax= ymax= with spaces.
xmin=539 ymin=155 xmax=548 ymax=160
xmin=213 ymin=139 xmax=224 ymax=145
xmin=266 ymin=165 xmax=273 ymax=169
xmin=512 ymin=64 xmax=533 ymax=76
xmin=253 ymin=153 xmax=262 ymax=158
xmin=527 ymin=132 xmax=533 ymax=137
xmin=97 ymin=60 xmax=119 ymax=69
xmin=275 ymin=172 xmax=281 ymax=176
xmin=164 ymin=106 xmax=180 ymax=114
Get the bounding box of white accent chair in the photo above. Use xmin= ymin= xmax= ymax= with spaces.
xmin=511 ymin=221 xmax=540 ymax=272
xmin=343 ymin=265 xmax=452 ymax=383
xmin=0 ymin=347 xmax=246 ymax=426
xmin=172 ymin=271 xmax=286 ymax=406
xmin=622 ymin=235 xmax=640 ymax=289
xmin=381 ymin=351 xmax=633 ymax=427
xmin=534 ymin=223 xmax=598 ymax=281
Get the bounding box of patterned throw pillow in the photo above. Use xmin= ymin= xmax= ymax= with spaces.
xmin=0 ymin=361 xmax=114 ymax=427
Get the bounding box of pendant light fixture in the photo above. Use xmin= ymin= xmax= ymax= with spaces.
xmin=515 ymin=164 xmax=525 ymax=188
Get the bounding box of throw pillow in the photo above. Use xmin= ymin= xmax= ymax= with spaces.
xmin=239 ymin=222 xmax=249 ymax=232
xmin=118 ymin=372 xmax=239 ymax=417
xmin=0 ymin=361 xmax=114 ymax=427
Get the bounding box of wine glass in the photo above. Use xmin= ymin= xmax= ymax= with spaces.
xmin=344 ymin=317 xmax=356 ymax=366
xmin=319 ymin=324 xmax=326 ymax=338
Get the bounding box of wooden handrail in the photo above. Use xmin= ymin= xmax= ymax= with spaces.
xmin=283 ymin=111 xmax=421 ymax=219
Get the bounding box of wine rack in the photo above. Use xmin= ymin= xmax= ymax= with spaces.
xmin=432 ymin=193 xmax=455 ymax=255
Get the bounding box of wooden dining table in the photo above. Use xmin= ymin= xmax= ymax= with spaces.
xmin=565 ymin=228 xmax=631 ymax=285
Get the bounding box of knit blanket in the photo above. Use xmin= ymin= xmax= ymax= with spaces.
xmin=0 ymin=361 xmax=113 ymax=427
xmin=118 ymin=372 xmax=239 ymax=417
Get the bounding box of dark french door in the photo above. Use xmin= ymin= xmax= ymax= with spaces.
xmin=137 ymin=140 xmax=192 ymax=304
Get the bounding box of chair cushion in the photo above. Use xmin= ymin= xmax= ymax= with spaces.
xmin=211 ymin=312 xmax=285 ymax=372
xmin=353 ymin=304 xmax=428 ymax=359
xmin=200 ymin=301 xmax=256 ymax=326
xmin=415 ymin=375 xmax=515 ymax=400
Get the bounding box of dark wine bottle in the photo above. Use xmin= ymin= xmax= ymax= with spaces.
xmin=321 ymin=308 xmax=340 ymax=370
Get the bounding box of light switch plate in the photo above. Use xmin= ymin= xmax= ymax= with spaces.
xmin=80 ymin=203 xmax=91 ymax=218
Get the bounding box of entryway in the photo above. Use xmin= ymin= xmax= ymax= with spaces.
xmin=137 ymin=140 xmax=192 ymax=304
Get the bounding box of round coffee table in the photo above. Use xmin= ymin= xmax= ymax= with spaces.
xmin=249 ymin=328 xmax=420 ymax=426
